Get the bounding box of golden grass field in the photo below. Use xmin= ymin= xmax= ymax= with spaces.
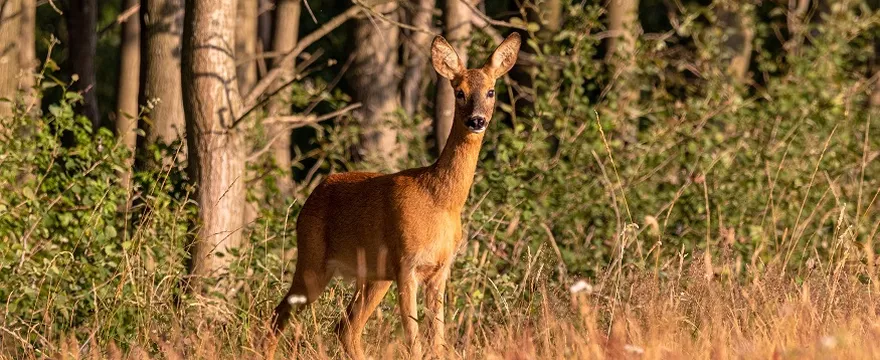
xmin=12 ymin=232 xmax=880 ymax=360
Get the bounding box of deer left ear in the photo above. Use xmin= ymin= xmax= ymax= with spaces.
xmin=432 ymin=36 xmax=465 ymax=80
xmin=485 ymin=32 xmax=521 ymax=79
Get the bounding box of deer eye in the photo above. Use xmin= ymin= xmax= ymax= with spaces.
xmin=455 ymin=90 xmax=465 ymax=100
xmin=487 ymin=90 xmax=495 ymax=98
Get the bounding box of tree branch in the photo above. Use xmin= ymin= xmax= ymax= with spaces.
xmin=459 ymin=0 xmax=527 ymax=31
xmin=247 ymin=103 xmax=362 ymax=162
xmin=262 ymin=103 xmax=362 ymax=126
xmin=469 ymin=12 xmax=564 ymax=68
xmin=98 ymin=4 xmax=140 ymax=36
xmin=241 ymin=1 xmax=395 ymax=113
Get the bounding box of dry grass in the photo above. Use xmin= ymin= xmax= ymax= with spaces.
xmin=7 ymin=247 xmax=880 ymax=360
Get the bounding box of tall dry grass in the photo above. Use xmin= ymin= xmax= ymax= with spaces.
xmin=9 ymin=229 xmax=880 ymax=360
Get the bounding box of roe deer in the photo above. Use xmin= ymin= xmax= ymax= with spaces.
xmin=266 ymin=32 xmax=521 ymax=359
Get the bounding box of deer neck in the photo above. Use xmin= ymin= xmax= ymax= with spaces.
xmin=425 ymin=120 xmax=484 ymax=210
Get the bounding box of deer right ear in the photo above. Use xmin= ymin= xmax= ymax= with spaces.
xmin=432 ymin=36 xmax=464 ymax=80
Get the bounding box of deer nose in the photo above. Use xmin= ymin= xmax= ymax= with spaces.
xmin=464 ymin=116 xmax=487 ymax=133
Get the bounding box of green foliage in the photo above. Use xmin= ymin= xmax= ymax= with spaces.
xmin=0 ymin=79 xmax=192 ymax=345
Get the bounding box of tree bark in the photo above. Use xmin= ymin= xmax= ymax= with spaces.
xmin=605 ymin=0 xmax=640 ymax=143
xmin=347 ymin=0 xmax=403 ymax=164
xmin=140 ymin=0 xmax=186 ymax=149
xmin=19 ymin=0 xmax=38 ymax=112
xmin=264 ymin=0 xmax=300 ymax=197
xmin=66 ymin=0 xmax=101 ymax=128
xmin=117 ymin=0 xmax=141 ymax=191
xmin=236 ymin=0 xmax=258 ymax=94
xmin=400 ymin=0 xmax=435 ymax=118
xmin=182 ymin=0 xmax=246 ymax=294
xmin=434 ymin=0 xmax=469 ymax=154
xmin=0 ymin=0 xmax=21 ymax=119
xmin=716 ymin=0 xmax=753 ymax=83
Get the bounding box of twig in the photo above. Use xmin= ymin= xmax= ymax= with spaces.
xmin=233 ymin=49 xmax=326 ymax=129
xmin=246 ymin=103 xmax=362 ymax=162
xmin=469 ymin=14 xmax=550 ymax=67
xmin=241 ymin=1 xmax=395 ymax=114
xmin=459 ymin=0 xmax=527 ymax=31
xmin=262 ymin=103 xmax=362 ymax=126
xmin=352 ymin=0 xmax=438 ymax=35
xmin=98 ymin=4 xmax=140 ymax=36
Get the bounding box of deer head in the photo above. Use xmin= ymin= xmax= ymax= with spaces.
xmin=432 ymin=33 xmax=521 ymax=134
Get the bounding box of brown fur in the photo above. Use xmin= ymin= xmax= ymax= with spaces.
xmin=265 ymin=33 xmax=521 ymax=360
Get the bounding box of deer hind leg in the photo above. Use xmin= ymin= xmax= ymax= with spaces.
xmin=272 ymin=266 xmax=331 ymax=331
xmin=265 ymin=217 xmax=329 ymax=359
xmin=264 ymin=267 xmax=330 ymax=360
xmin=337 ymin=280 xmax=392 ymax=360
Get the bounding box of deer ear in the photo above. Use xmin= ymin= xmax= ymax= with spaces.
xmin=432 ymin=36 xmax=464 ymax=80
xmin=485 ymin=32 xmax=521 ymax=78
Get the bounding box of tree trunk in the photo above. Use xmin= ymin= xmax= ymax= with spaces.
xmin=716 ymin=0 xmax=753 ymax=83
xmin=19 ymin=0 xmax=38 ymax=112
xmin=117 ymin=0 xmax=141 ymax=191
xmin=605 ymin=0 xmax=640 ymax=143
xmin=140 ymin=0 xmax=186 ymax=149
xmin=785 ymin=0 xmax=810 ymax=54
xmin=236 ymin=0 xmax=258 ymax=94
xmin=258 ymin=0 xmax=273 ymax=55
xmin=264 ymin=0 xmax=300 ymax=197
xmin=434 ymin=0 xmax=469 ymax=154
xmin=513 ymin=0 xmax=563 ymax=117
xmin=400 ymin=0 xmax=435 ymax=118
xmin=66 ymin=0 xmax=101 ymax=128
xmin=871 ymin=3 xmax=880 ymax=110
xmin=0 ymin=0 xmax=21 ymax=118
xmin=535 ymin=0 xmax=562 ymax=42
xmin=182 ymin=0 xmax=246 ymax=294
xmin=347 ymin=1 xmax=403 ymax=164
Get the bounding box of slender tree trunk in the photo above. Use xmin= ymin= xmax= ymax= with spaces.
xmin=236 ymin=0 xmax=258 ymax=94
xmin=0 ymin=0 xmax=21 ymax=119
xmin=264 ymin=0 xmax=300 ymax=197
xmin=535 ymin=0 xmax=562 ymax=42
xmin=117 ymin=0 xmax=141 ymax=191
xmin=512 ymin=0 xmax=563 ymax=116
xmin=347 ymin=1 xmax=403 ymax=164
xmin=401 ymin=0 xmax=435 ymax=118
xmin=785 ymin=0 xmax=810 ymax=54
xmin=19 ymin=0 xmax=38 ymax=112
xmin=434 ymin=0 xmax=469 ymax=154
xmin=140 ymin=0 xmax=186 ymax=149
xmin=182 ymin=0 xmax=246 ymax=294
xmin=605 ymin=0 xmax=639 ymax=143
xmin=870 ymin=2 xmax=880 ymax=109
xmin=716 ymin=0 xmax=753 ymax=83
xmin=66 ymin=0 xmax=101 ymax=128
xmin=258 ymin=0 xmax=273 ymax=54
